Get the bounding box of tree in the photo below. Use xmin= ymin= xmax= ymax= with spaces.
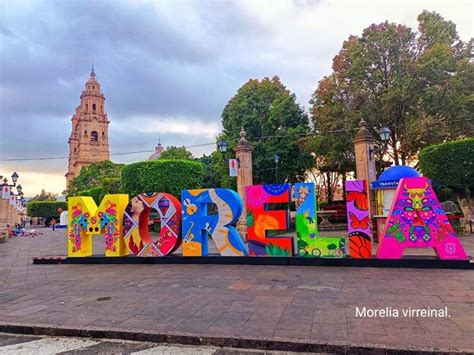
xmin=308 ymin=11 xmax=473 ymax=168
xmin=67 ymin=161 xmax=123 ymax=197
xmin=221 ymin=76 xmax=315 ymax=184
xmin=160 ymin=146 xmax=194 ymax=160
xmin=419 ymin=138 xmax=474 ymax=221
xmin=197 ymin=152 xmax=235 ymax=189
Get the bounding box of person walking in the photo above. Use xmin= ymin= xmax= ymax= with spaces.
xmin=6 ymin=225 xmax=13 ymax=238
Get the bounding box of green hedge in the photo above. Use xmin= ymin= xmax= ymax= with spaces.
xmin=419 ymin=138 xmax=474 ymax=196
xmin=27 ymin=201 xmax=67 ymax=218
xmin=121 ymin=159 xmax=205 ymax=198
xmin=77 ymin=187 xmax=104 ymax=205
xmin=76 ymin=177 xmax=122 ymax=205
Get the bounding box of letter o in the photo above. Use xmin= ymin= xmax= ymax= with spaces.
xmin=123 ymin=193 xmax=182 ymax=256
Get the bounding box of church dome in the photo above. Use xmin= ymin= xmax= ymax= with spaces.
xmin=82 ymin=65 xmax=102 ymax=96
xmin=148 ymin=142 xmax=164 ymax=161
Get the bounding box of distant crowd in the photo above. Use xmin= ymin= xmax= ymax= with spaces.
xmin=6 ymin=217 xmax=57 ymax=238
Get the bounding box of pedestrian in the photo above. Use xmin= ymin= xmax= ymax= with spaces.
xmin=30 ymin=218 xmax=33 ymax=227
xmin=6 ymin=225 xmax=13 ymax=238
xmin=51 ymin=218 xmax=56 ymax=231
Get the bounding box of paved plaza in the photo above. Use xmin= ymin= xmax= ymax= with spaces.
xmin=0 ymin=228 xmax=473 ymax=353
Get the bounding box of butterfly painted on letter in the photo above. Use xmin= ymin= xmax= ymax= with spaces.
xmin=346 ymin=181 xmax=368 ymax=211
xmin=349 ymin=212 xmax=370 ymax=230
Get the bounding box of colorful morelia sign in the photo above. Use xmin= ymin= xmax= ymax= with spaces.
xmin=66 ymin=177 xmax=469 ymax=261
xmin=293 ymin=182 xmax=345 ymax=258
xmin=345 ymin=180 xmax=372 ymax=258
xmin=377 ymin=177 xmax=468 ymax=260
xmin=181 ymin=188 xmax=248 ymax=257
xmin=246 ymin=184 xmax=294 ymax=256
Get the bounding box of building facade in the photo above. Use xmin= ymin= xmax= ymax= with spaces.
xmin=66 ymin=68 xmax=110 ymax=187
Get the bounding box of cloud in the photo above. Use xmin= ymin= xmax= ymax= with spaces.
xmin=114 ymin=115 xmax=220 ymax=138
xmin=0 ymin=0 xmax=471 ymax=196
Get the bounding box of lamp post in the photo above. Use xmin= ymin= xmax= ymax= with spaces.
xmin=217 ymin=140 xmax=229 ymax=156
xmin=369 ymin=126 xmax=391 ymax=161
xmin=377 ymin=126 xmax=391 ymax=142
xmin=0 ymin=172 xmax=21 ymax=228
xmin=274 ymin=155 xmax=280 ymax=182
xmin=0 ymin=172 xmax=20 ymax=190
xmin=218 ymin=139 xmax=241 ymax=167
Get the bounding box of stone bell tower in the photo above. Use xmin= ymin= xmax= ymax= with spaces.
xmin=66 ymin=67 xmax=110 ymax=187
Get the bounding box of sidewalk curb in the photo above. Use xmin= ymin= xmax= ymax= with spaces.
xmin=32 ymin=255 xmax=474 ymax=269
xmin=0 ymin=323 xmax=471 ymax=354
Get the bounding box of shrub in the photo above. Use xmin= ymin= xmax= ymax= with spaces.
xmin=121 ymin=159 xmax=205 ymax=198
xmin=27 ymin=201 xmax=67 ymax=218
xmin=419 ymin=138 xmax=474 ymax=196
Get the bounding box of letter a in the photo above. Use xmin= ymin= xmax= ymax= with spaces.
xmin=376 ymin=177 xmax=468 ymax=260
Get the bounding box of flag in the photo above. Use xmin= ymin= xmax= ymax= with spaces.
xmin=229 ymin=159 xmax=238 ymax=177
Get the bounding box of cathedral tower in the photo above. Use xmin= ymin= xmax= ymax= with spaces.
xmin=66 ymin=67 xmax=110 ymax=187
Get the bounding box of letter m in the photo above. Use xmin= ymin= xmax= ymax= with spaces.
xmin=68 ymin=194 xmax=129 ymax=257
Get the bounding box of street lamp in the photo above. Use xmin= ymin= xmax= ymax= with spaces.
xmin=217 ymin=140 xmax=228 ymax=154
xmin=217 ymin=139 xmax=241 ymax=172
xmin=274 ymin=155 xmax=280 ymax=182
xmin=377 ymin=126 xmax=391 ymax=142
xmin=11 ymin=172 xmax=19 ymax=184
xmin=1 ymin=172 xmax=20 ymax=197
xmin=369 ymin=126 xmax=391 ymax=160
xmin=16 ymin=184 xmax=22 ymax=195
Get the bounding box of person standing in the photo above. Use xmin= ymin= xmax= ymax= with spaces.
xmin=51 ymin=218 xmax=56 ymax=231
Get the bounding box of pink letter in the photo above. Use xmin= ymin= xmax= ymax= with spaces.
xmin=376 ymin=177 xmax=468 ymax=260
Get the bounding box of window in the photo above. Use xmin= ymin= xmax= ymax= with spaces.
xmin=91 ymin=131 xmax=98 ymax=142
xmin=93 ymin=103 xmax=96 ymax=111
xmin=84 ymin=130 xmax=88 ymax=135
xmin=93 ymin=85 xmax=95 ymax=89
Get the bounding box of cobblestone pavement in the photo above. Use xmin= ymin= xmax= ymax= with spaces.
xmin=0 ymin=228 xmax=473 ymax=352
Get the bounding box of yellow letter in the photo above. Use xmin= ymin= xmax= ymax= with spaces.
xmin=68 ymin=194 xmax=129 ymax=257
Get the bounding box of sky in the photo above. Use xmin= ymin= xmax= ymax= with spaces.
xmin=0 ymin=0 xmax=472 ymax=196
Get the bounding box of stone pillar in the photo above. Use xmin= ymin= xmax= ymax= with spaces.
xmin=353 ymin=118 xmax=377 ymax=218
xmin=0 ymin=199 xmax=8 ymax=230
xmin=235 ymin=127 xmax=253 ymax=240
